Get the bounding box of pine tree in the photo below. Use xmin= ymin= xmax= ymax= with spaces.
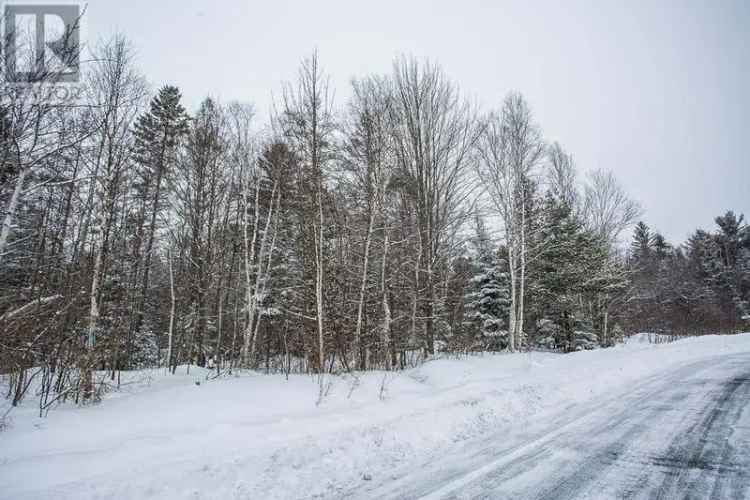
xmin=463 ymin=217 xmax=511 ymax=350
xmin=529 ymin=194 xmax=610 ymax=350
xmin=708 ymin=212 xmax=749 ymax=326
xmin=625 ymin=222 xmax=658 ymax=333
xmin=738 ymin=222 xmax=750 ymax=323
xmin=129 ymin=86 xmax=189 ymax=359
xmin=572 ymin=315 xmax=598 ymax=350
xmin=653 ymin=233 xmax=671 ymax=261
xmin=535 ymin=318 xmax=562 ymax=350
xmin=630 ymin=221 xmax=653 ymax=265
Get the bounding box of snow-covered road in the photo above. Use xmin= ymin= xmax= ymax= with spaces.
xmin=356 ymin=352 xmax=750 ymax=499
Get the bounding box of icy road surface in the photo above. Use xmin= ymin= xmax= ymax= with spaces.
xmin=356 ymin=352 xmax=750 ymax=500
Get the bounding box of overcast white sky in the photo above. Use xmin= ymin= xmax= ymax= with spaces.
xmin=86 ymin=0 xmax=748 ymax=243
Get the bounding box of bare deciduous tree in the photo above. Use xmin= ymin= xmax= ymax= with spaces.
xmin=476 ymin=92 xmax=544 ymax=351
xmin=342 ymin=75 xmax=394 ymax=369
xmin=278 ymin=52 xmax=335 ymax=373
xmin=583 ymin=169 xmax=642 ymax=246
xmin=389 ymin=56 xmax=480 ymax=356
xmin=83 ymin=36 xmax=146 ymax=398
xmin=547 ymin=142 xmax=578 ymax=209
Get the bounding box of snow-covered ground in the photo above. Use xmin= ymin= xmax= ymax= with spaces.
xmin=1 ymin=333 xmax=750 ymax=500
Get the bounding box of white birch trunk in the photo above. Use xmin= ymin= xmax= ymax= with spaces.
xmin=84 ymin=180 xmax=108 ymax=399
xmin=249 ymin=181 xmax=278 ymax=361
xmin=507 ymin=241 xmax=517 ymax=353
xmin=241 ymin=179 xmax=261 ymax=366
xmin=354 ymin=209 xmax=375 ymax=370
xmin=517 ymin=202 xmax=527 ymax=350
xmin=167 ymin=247 xmax=176 ymax=374
xmin=0 ymin=167 xmax=28 ymax=266
xmin=250 ymin=185 xmax=279 ymax=360
xmin=381 ymin=228 xmax=391 ymax=370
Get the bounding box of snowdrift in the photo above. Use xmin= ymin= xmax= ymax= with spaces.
xmin=2 ymin=333 xmax=749 ymax=499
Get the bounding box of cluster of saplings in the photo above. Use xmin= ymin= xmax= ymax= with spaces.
xmin=1 ymin=34 xmax=748 ymax=409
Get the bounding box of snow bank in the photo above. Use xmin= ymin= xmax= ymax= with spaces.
xmin=2 ymin=333 xmax=749 ymax=500
xmin=626 ymin=332 xmax=682 ymax=344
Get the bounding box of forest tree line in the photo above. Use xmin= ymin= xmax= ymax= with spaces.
xmin=1 ymin=35 xmax=748 ymax=407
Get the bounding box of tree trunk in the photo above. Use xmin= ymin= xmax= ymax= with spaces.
xmin=518 ymin=203 xmax=527 ymax=350
xmin=133 ymin=148 xmax=167 ymax=338
xmin=167 ymin=247 xmax=176 ymax=374
xmin=507 ymin=241 xmax=517 ymax=352
xmin=315 ymin=186 xmax=325 ymax=372
xmin=381 ymin=229 xmax=392 ymax=370
xmin=241 ymin=180 xmax=261 ymax=366
xmin=249 ymin=182 xmax=278 ymax=362
xmin=354 ymin=210 xmax=375 ymax=370
xmin=0 ymin=167 xmax=28 ymax=266
xmin=84 ymin=221 xmax=105 ymax=400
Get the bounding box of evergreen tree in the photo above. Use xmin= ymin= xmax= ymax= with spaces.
xmin=535 ymin=318 xmax=562 ymax=350
xmin=653 ymin=233 xmax=671 ymax=261
xmin=463 ymin=217 xmax=511 ymax=350
xmin=129 ymin=86 xmax=189 ymax=357
xmin=630 ymin=221 xmax=653 ymax=265
xmin=710 ymin=212 xmax=749 ymax=324
xmin=572 ymin=315 xmax=598 ymax=350
xmin=625 ymin=222 xmax=660 ymax=332
xmin=529 ymin=195 xmax=609 ymax=350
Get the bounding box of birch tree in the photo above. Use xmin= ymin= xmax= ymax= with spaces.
xmin=547 ymin=142 xmax=578 ymax=210
xmin=83 ymin=36 xmax=146 ymax=397
xmin=476 ymin=92 xmax=544 ymax=351
xmin=278 ymin=52 xmax=335 ymax=373
xmin=173 ymin=98 xmax=229 ymax=366
xmin=236 ymin=127 xmax=282 ymax=367
xmin=581 ymin=169 xmax=640 ymax=343
xmin=0 ymin=21 xmax=87 ymax=265
xmin=389 ymin=57 xmax=479 ymax=356
xmin=342 ymin=75 xmax=394 ymax=369
xmin=582 ymin=169 xmax=642 ymax=247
